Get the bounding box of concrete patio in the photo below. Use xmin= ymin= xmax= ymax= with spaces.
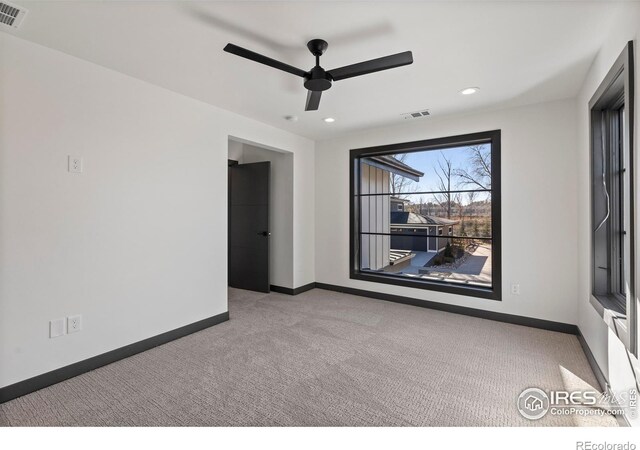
xmin=419 ymin=244 xmax=492 ymax=286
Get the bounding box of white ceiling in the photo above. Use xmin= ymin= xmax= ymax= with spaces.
xmin=6 ymin=1 xmax=623 ymax=140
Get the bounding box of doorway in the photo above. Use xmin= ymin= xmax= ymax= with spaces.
xmin=227 ymin=139 xmax=294 ymax=293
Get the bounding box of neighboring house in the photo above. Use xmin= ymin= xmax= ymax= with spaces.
xmin=390 ymin=212 xmax=459 ymax=253
xmin=390 ymin=197 xmax=407 ymax=212
xmin=360 ymin=156 xmax=423 ymax=271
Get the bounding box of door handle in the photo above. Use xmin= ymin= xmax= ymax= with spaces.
xmin=257 ymin=231 xmax=271 ymax=237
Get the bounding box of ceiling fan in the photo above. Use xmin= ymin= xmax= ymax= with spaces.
xmin=223 ymin=39 xmax=413 ymax=111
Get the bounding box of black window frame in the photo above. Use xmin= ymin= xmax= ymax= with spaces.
xmin=349 ymin=130 xmax=502 ymax=301
xmin=589 ymin=41 xmax=636 ymax=356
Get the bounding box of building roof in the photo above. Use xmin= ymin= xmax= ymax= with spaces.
xmin=390 ymin=211 xmax=460 ymax=226
xmin=362 ymin=156 xmax=424 ymax=181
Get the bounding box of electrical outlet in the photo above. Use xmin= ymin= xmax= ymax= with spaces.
xmin=511 ymin=284 xmax=521 ymax=295
xmin=67 ymin=315 xmax=82 ymax=333
xmin=50 ymin=318 xmax=65 ymax=338
xmin=68 ymin=156 xmax=83 ymax=173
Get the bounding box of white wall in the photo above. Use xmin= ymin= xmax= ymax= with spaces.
xmin=315 ymin=98 xmax=579 ymax=324
xmin=291 ymin=141 xmax=316 ymax=289
xmin=575 ymin=2 xmax=640 ymax=426
xmin=0 ymin=33 xmax=314 ymax=388
xmin=228 ymin=142 xmax=295 ymax=289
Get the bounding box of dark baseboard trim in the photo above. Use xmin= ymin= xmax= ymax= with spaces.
xmin=577 ymin=327 xmax=630 ymax=427
xmin=315 ymin=283 xmax=579 ymax=335
xmin=0 ymin=311 xmax=229 ymax=404
xmin=577 ymin=327 xmax=608 ymax=392
xmin=270 ymin=282 xmax=317 ymax=296
xmin=269 ymin=285 xmax=292 ymax=295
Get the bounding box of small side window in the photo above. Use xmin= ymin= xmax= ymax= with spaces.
xmin=589 ymin=41 xmax=635 ymax=355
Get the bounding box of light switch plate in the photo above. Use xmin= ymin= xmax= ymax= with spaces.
xmin=68 ymin=156 xmax=83 ymax=173
xmin=67 ymin=315 xmax=82 ymax=333
xmin=50 ymin=318 xmax=65 ymax=338
xmin=511 ymin=284 xmax=521 ymax=295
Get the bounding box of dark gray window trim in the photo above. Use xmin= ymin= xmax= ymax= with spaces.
xmin=589 ymin=41 xmax=636 ymax=356
xmin=349 ymin=130 xmax=502 ymax=301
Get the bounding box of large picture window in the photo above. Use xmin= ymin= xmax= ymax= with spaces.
xmin=350 ymin=130 xmax=501 ymax=300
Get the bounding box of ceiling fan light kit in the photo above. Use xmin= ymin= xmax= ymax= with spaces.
xmin=223 ymin=39 xmax=413 ymax=111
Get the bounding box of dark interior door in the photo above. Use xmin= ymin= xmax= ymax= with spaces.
xmin=228 ymin=161 xmax=270 ymax=292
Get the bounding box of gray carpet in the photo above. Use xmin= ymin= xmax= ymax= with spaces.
xmin=0 ymin=288 xmax=617 ymax=426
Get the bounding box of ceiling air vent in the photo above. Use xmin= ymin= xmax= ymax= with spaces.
xmin=402 ymin=109 xmax=431 ymax=120
xmin=0 ymin=1 xmax=28 ymax=29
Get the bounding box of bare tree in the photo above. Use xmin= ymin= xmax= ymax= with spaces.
xmin=434 ymin=152 xmax=454 ymax=219
xmin=466 ymin=190 xmax=477 ymax=217
xmin=454 ymin=192 xmax=464 ymax=221
xmin=415 ymin=195 xmax=426 ymax=215
xmin=389 ymin=153 xmax=417 ymax=198
xmin=454 ymin=145 xmax=492 ymax=190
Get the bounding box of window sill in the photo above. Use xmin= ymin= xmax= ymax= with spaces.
xmin=351 ymin=270 xmax=501 ymax=301
xmin=590 ymin=294 xmax=630 ymax=348
xmin=591 ymin=294 xmax=626 ymax=317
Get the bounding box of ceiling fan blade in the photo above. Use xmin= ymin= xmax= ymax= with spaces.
xmin=224 ymin=43 xmax=308 ymax=78
xmin=327 ymin=51 xmax=413 ymax=81
xmin=305 ymin=90 xmax=322 ymax=111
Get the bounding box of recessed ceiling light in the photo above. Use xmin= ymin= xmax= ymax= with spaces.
xmin=323 ymin=117 xmax=336 ymax=123
xmin=460 ymin=87 xmax=480 ymax=95
xmin=284 ymin=115 xmax=298 ymax=122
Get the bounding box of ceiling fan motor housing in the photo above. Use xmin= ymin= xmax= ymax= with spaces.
xmin=304 ymin=66 xmax=332 ymax=91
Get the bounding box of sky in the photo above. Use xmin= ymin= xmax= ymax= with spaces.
xmin=391 ymin=144 xmax=491 ymax=204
